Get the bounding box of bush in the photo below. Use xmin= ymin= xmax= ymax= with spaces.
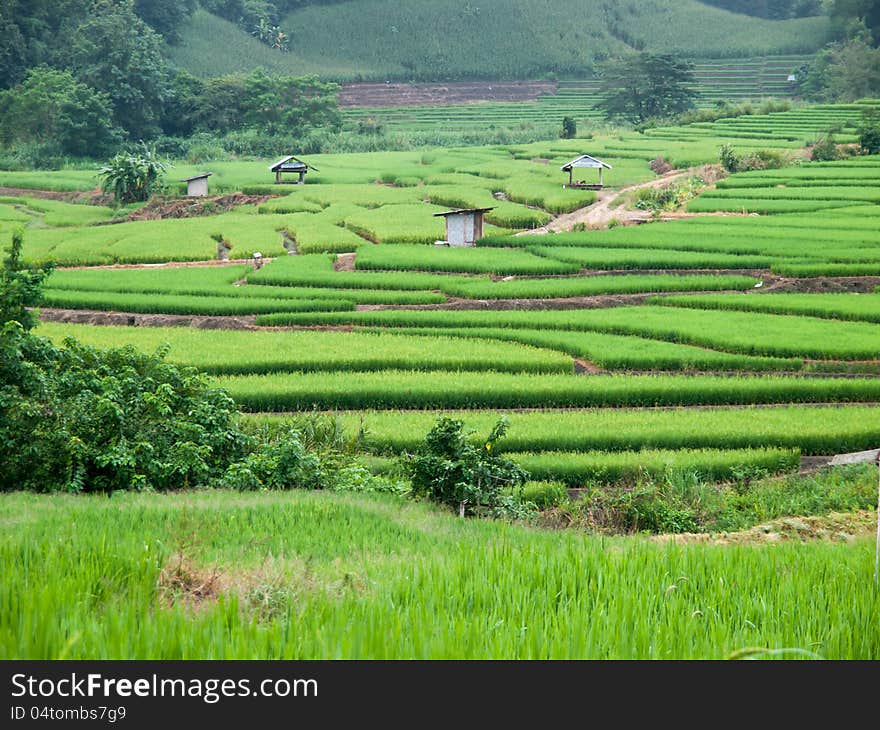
xmin=561 ymin=116 xmax=577 ymax=139
xmin=405 ymin=416 xmax=529 ymax=517
xmin=811 ymin=136 xmax=841 ymax=161
xmin=720 ymin=144 xmax=791 ymax=173
xmin=635 ymin=176 xmax=705 ymax=212
xmin=858 ymin=113 xmax=880 ymax=155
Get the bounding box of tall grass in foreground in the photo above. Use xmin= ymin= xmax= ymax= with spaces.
xmin=1 ymin=491 xmax=877 ymax=659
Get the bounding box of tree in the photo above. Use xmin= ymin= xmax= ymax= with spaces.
xmin=561 ymin=116 xmax=577 ymax=139
xmin=98 ymin=143 xmax=169 ymax=204
xmin=406 ymin=417 xmax=529 ymax=517
xmin=800 ymin=36 xmax=880 ymax=101
xmin=0 ymin=228 xmax=50 ymax=332
xmin=598 ymin=53 xmax=698 ymax=124
xmin=243 ymin=70 xmax=341 ymax=135
xmin=63 ymin=0 xmax=170 ymax=139
xmin=0 ymin=67 xmax=121 ymax=157
xmin=858 ymin=110 xmax=880 ymax=153
xmin=133 ymin=0 xmax=197 ymax=44
xmin=828 ymin=0 xmax=880 ymax=44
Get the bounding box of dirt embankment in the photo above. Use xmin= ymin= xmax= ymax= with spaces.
xmin=339 ymin=80 xmax=557 ymax=108
xmin=121 ymin=193 xmax=275 ymax=222
xmin=0 ymin=186 xmax=112 ymax=206
xmin=39 ymin=308 xmax=256 ymax=330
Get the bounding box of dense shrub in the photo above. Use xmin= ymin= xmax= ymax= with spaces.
xmin=405 ymin=417 xmax=529 ymax=517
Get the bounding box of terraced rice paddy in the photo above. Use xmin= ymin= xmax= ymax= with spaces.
xmin=11 ymin=100 xmax=880 ymax=492
xmin=340 ymin=56 xmax=815 ymax=135
xmin=6 ymin=95 xmax=880 ymax=662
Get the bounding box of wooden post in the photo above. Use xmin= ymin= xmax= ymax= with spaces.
xmin=275 ymin=170 xmax=281 ymax=184
xmin=568 ymin=169 xmax=573 ymax=187
xmin=599 ymin=167 xmax=604 ymax=187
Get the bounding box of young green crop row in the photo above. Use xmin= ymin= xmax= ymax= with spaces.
xmin=367 ymin=447 xmax=800 ymax=486
xmin=45 ymin=266 xmax=447 ymax=306
xmin=686 ymin=197 xmax=857 ymax=215
xmin=500 ymin=448 xmax=800 ymax=486
xmin=700 ymin=186 xmax=880 ymax=203
xmin=37 ymin=322 xmax=572 ymax=376
xmin=297 ymin=405 xmax=880 ymax=455
xmin=528 ymin=245 xmax=773 ymax=271
xmin=653 ymin=293 xmax=880 ymax=324
xmin=41 ymin=289 xmax=356 ymax=316
xmin=355 ymin=244 xmax=581 ymax=276
xmin=381 ymin=326 xmax=800 ymax=373
xmin=221 ymin=371 xmax=880 ymax=412
xmin=249 ymin=256 xmax=760 ymax=298
xmin=254 ymin=305 xmax=880 ymax=361
xmin=6 ymin=490 xmax=879 ymax=659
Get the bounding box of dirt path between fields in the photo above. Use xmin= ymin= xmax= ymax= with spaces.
xmin=518 ymin=164 xmax=731 ymax=235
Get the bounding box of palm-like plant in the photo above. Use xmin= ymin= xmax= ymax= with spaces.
xmin=98 ymin=143 xmax=169 ymax=204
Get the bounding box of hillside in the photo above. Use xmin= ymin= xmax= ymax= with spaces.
xmin=170 ymin=1 xmax=830 ymax=81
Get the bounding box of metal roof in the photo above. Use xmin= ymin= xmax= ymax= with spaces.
xmin=561 ymin=155 xmax=612 ymax=171
xmin=269 ymin=155 xmax=295 ymax=171
xmin=181 ymin=172 xmax=213 ymax=182
xmin=433 ymin=207 xmax=495 ymax=217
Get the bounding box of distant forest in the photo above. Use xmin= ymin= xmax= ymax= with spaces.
xmin=0 ymin=0 xmax=877 ymax=165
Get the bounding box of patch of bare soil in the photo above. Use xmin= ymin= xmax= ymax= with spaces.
xmin=158 ymin=553 xmax=222 ymax=611
xmin=334 ymin=253 xmax=357 ymax=271
xmin=355 ymin=292 xmax=657 ymax=312
xmin=799 ymin=455 xmax=833 ymax=473
xmin=39 ymin=308 xmax=256 ymax=330
xmin=122 ymin=193 xmax=274 ymax=222
xmin=339 ymin=80 xmax=557 ymax=108
xmin=574 ymin=358 xmax=604 ymax=374
xmin=655 ymin=510 xmax=876 ymax=546
xmin=764 ymin=276 xmax=880 ymax=294
xmin=57 ymin=259 xmax=268 ymax=271
xmin=0 ymin=186 xmax=112 ymax=206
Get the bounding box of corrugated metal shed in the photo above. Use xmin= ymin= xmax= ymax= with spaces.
xmin=561 ymin=155 xmax=612 ymax=171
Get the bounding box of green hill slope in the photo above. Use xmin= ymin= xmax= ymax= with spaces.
xmin=171 ymin=1 xmax=830 ymax=80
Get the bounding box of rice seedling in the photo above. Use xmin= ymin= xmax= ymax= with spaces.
xmin=220 ymin=370 xmax=880 ymax=412
xmin=4 ymin=490 xmax=878 ymax=659
xmin=37 ymin=322 xmax=571 ymax=375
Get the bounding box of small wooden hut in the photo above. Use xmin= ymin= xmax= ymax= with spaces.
xmin=182 ymin=172 xmax=212 ymax=197
xmin=269 ymin=155 xmax=309 ymax=184
xmin=433 ymin=208 xmax=493 ymax=247
xmin=561 ymin=155 xmax=612 ymax=190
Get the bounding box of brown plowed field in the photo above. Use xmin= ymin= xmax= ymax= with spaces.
xmin=339 ymin=80 xmax=557 ymax=108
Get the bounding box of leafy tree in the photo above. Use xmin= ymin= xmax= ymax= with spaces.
xmin=0 ymin=228 xmax=50 ymax=331
xmin=63 ymin=0 xmax=171 ymax=139
xmin=243 ymin=70 xmax=341 ymax=134
xmin=828 ymin=0 xmax=880 ymax=44
xmin=598 ymin=53 xmax=697 ymax=124
xmin=98 ymin=143 xmax=169 ymax=204
xmin=0 ymin=11 xmax=28 ymax=88
xmin=133 ymin=0 xmax=197 ymax=44
xmin=561 ymin=116 xmax=577 ymax=139
xmin=0 ymin=67 xmax=120 ymax=156
xmin=406 ymin=417 xmax=529 ymax=517
xmin=858 ymin=109 xmax=880 ymax=153
xmin=811 ymin=135 xmax=842 ymax=160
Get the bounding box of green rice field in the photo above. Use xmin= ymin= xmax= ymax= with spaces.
xmin=5 ymin=98 xmax=880 ymax=661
